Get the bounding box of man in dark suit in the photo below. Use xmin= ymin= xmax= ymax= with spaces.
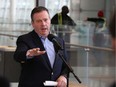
xmin=14 ymin=6 xmax=69 ymax=87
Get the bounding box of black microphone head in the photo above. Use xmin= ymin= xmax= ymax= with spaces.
xmin=48 ymin=34 xmax=55 ymax=41
xmin=48 ymin=34 xmax=63 ymax=52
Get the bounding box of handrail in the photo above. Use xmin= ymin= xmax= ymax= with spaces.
xmin=0 ymin=33 xmax=113 ymax=52
xmin=0 ymin=30 xmax=30 ymax=32
xmin=0 ymin=33 xmax=18 ymax=38
xmin=66 ymin=43 xmax=113 ymax=52
xmin=0 ymin=22 xmax=31 ymax=24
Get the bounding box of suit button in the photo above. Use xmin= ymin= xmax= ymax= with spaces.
xmin=51 ymin=72 xmax=53 ymax=75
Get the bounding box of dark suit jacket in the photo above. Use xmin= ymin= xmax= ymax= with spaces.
xmin=14 ymin=30 xmax=69 ymax=87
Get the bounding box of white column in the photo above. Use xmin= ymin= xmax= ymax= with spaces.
xmin=8 ymin=0 xmax=17 ymax=46
xmin=9 ymin=0 xmax=16 ymax=24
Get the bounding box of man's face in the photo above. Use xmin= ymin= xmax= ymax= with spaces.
xmin=32 ymin=11 xmax=51 ymax=37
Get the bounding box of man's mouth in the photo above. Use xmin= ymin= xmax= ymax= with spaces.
xmin=41 ymin=28 xmax=47 ymax=30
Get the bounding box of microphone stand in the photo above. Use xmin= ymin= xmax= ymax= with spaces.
xmin=58 ymin=51 xmax=82 ymax=85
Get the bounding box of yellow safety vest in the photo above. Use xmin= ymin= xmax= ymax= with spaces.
xmin=58 ymin=13 xmax=62 ymax=25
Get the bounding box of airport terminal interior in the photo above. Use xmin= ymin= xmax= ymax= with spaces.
xmin=0 ymin=0 xmax=115 ymax=87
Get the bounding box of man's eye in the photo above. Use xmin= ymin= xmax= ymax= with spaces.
xmin=44 ymin=19 xmax=48 ymax=22
xmin=37 ymin=20 xmax=41 ymax=23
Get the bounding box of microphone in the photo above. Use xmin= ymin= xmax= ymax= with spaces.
xmin=48 ymin=34 xmax=63 ymax=52
xmin=48 ymin=34 xmax=82 ymax=83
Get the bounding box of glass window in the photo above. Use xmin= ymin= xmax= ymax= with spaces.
xmin=46 ymin=0 xmax=70 ymax=18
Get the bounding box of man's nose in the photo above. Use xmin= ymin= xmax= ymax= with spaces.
xmin=41 ymin=21 xmax=46 ymax=25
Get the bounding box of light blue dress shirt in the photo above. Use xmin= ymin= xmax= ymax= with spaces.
xmin=41 ymin=37 xmax=55 ymax=68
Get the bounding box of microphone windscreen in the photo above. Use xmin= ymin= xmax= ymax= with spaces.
xmin=48 ymin=34 xmax=63 ymax=51
xmin=48 ymin=34 xmax=55 ymax=41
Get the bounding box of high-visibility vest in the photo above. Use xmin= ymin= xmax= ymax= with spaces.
xmin=58 ymin=13 xmax=62 ymax=25
xmin=102 ymin=17 xmax=106 ymax=28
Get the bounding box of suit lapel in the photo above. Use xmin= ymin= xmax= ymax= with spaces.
xmin=30 ymin=31 xmax=52 ymax=71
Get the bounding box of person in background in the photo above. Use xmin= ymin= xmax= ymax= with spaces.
xmin=14 ymin=6 xmax=69 ymax=87
xmin=109 ymin=7 xmax=116 ymax=87
xmin=51 ymin=5 xmax=76 ymax=26
xmin=0 ymin=76 xmax=10 ymax=87
xmin=97 ymin=10 xmax=106 ymax=29
xmin=87 ymin=10 xmax=107 ymax=66
xmin=51 ymin=5 xmax=76 ymax=43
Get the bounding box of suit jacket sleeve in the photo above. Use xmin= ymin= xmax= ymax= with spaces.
xmin=14 ymin=35 xmax=30 ymax=63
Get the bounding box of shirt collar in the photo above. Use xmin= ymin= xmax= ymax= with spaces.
xmin=39 ymin=35 xmax=46 ymax=40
